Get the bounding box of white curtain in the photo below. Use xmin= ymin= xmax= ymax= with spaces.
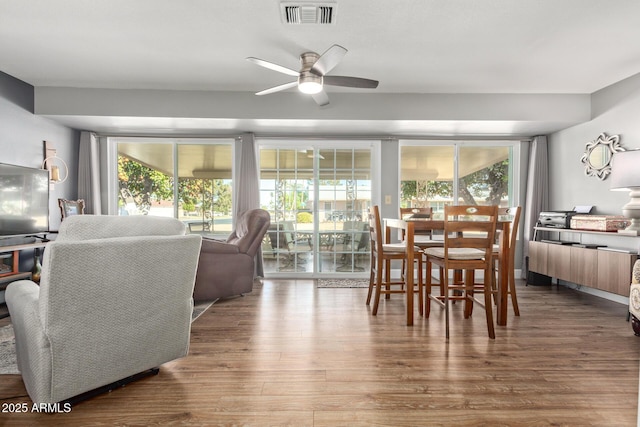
xmin=234 ymin=133 xmax=264 ymax=276
xmin=522 ymin=135 xmax=549 ymax=277
xmin=77 ymin=131 xmax=102 ymax=214
xmin=234 ymin=133 xmax=260 ymax=216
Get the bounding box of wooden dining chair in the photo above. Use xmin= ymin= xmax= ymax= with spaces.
xmin=399 ymin=207 xmax=445 ymax=301
xmin=422 ymin=205 xmax=499 ymax=339
xmin=491 ymin=206 xmax=522 ymax=316
xmin=366 ymin=205 xmax=423 ymax=315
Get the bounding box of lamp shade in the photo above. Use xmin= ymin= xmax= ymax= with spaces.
xmin=610 ymin=149 xmax=640 ymax=190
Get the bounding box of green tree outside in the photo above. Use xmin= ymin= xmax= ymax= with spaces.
xmin=118 ymin=156 xmax=173 ymax=214
xmin=118 ymin=155 xmax=232 ymax=216
xmin=401 ymin=160 xmax=508 ymax=206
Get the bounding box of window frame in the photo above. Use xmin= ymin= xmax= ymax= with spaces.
xmin=107 ymin=137 xmax=235 ymax=228
xmin=398 ymin=139 xmax=521 ymax=209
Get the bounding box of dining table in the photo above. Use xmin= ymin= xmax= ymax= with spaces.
xmin=383 ymin=217 xmax=511 ymax=327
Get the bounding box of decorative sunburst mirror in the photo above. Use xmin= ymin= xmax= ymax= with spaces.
xmin=580 ymin=133 xmax=624 ymax=180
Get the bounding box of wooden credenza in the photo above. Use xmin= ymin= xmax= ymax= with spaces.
xmin=529 ymin=227 xmax=638 ymax=297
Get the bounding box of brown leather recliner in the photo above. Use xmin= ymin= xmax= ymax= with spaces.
xmin=193 ymin=209 xmax=270 ymax=302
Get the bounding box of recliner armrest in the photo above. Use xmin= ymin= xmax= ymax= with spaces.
xmin=200 ymin=238 xmax=241 ymax=255
xmin=5 ymin=280 xmax=41 ymax=334
xmin=6 ymin=280 xmax=40 ymax=312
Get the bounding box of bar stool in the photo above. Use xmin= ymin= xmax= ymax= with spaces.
xmin=423 ymin=205 xmax=498 ymax=339
xmin=491 ymin=206 xmax=522 ymax=316
xmin=366 ymin=205 xmax=423 ymax=315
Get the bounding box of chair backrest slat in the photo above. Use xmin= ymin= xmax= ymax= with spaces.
xmin=444 ymin=205 xmax=498 ymax=258
xmin=369 ymin=205 xmax=384 ymax=256
xmin=497 ymin=206 xmax=522 ymax=255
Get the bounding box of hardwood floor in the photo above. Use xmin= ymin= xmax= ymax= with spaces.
xmin=1 ymin=279 xmax=638 ymax=426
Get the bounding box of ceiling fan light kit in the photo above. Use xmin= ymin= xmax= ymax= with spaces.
xmin=246 ymin=44 xmax=379 ymax=106
xmin=298 ymin=78 xmax=323 ymax=94
xmin=298 ymin=52 xmax=323 ymax=94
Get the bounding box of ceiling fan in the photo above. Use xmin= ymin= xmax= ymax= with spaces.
xmin=246 ymin=44 xmax=379 ymax=106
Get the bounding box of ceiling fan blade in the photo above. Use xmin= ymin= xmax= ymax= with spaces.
xmin=311 ymin=90 xmax=330 ymax=106
xmin=246 ymin=57 xmax=300 ymax=77
xmin=255 ymin=81 xmax=298 ymax=96
xmin=323 ymin=75 xmax=379 ymax=89
xmin=310 ymin=44 xmax=347 ymax=76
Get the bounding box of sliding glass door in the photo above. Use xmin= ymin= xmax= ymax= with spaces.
xmin=317 ymin=148 xmax=371 ymax=274
xmin=259 ymin=147 xmax=313 ymax=273
xmin=259 ymin=141 xmax=375 ymax=276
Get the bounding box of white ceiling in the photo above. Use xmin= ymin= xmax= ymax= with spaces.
xmin=2 ymin=0 xmax=640 ymax=136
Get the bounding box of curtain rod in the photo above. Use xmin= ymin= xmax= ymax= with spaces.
xmin=95 ymin=133 xmax=238 ymax=140
xmin=95 ymin=132 xmax=533 ymax=142
xmin=255 ymin=135 xmax=533 ymax=142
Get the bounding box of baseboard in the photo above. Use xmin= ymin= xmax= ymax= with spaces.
xmin=556 ymin=280 xmax=629 ymax=306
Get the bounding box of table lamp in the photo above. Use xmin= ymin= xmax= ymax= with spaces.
xmin=610 ymin=149 xmax=640 ymax=235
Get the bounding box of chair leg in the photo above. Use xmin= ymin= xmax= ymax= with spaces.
xmin=372 ymin=260 xmax=385 ymax=315
xmin=424 ymin=259 xmax=435 ymax=318
xmin=417 ymin=257 xmax=424 ymax=316
xmin=463 ymin=269 xmax=474 ymax=319
xmin=492 ymin=257 xmax=520 ymax=316
xmin=451 ymin=269 xmax=464 ymax=303
xmin=509 ymin=267 xmax=520 ymax=316
xmin=366 ymin=256 xmax=375 ymax=306
xmin=425 ymin=265 xmax=446 ymax=315
xmin=483 ymin=269 xmax=496 ymax=339
xmin=425 ymin=264 xmax=445 ymax=299
xmin=491 ymin=258 xmax=500 ymax=306
xmin=384 ymin=259 xmax=392 ymax=299
xmin=444 ymin=272 xmax=450 ymax=340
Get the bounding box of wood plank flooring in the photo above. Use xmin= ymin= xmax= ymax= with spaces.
xmin=0 ymin=279 xmax=639 ymax=426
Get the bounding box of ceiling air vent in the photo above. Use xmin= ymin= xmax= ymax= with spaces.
xmin=280 ymin=2 xmax=336 ymax=24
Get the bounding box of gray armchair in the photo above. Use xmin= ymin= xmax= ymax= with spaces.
xmin=193 ymin=209 xmax=270 ymax=302
xmin=5 ymin=215 xmax=202 ymax=405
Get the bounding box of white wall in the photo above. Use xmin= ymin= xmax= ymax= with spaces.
xmin=548 ymin=73 xmax=640 ymax=301
xmin=0 ymin=71 xmax=78 ymax=303
xmin=549 ymin=74 xmax=640 ymax=216
xmin=0 ymin=72 xmax=79 ymax=231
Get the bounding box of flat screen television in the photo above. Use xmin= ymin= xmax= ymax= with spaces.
xmin=0 ymin=163 xmax=50 ymax=237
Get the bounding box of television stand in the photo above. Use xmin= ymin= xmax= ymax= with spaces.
xmin=0 ymin=241 xmax=48 ymax=319
xmin=0 ymin=236 xmax=36 ymax=247
xmin=25 ymin=233 xmax=53 ymax=243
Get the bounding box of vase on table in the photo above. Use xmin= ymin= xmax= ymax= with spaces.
xmin=31 ymin=248 xmax=42 ymax=283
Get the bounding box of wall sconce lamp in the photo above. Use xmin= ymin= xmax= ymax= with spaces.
xmin=41 ymin=141 xmax=69 ymax=185
xmin=610 ymin=149 xmax=640 ymax=235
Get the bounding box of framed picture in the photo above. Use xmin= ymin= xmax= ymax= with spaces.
xmin=58 ymin=198 xmax=85 ymax=220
